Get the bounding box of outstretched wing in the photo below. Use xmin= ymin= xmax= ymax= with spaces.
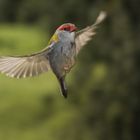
xmin=0 ymin=48 xmax=51 ymax=78
xmin=75 ymin=11 xmax=106 ymax=55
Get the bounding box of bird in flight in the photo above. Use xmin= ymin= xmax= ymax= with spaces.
xmin=0 ymin=11 xmax=106 ymax=98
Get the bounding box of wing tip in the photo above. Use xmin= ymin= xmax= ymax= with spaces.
xmin=95 ymin=11 xmax=107 ymax=25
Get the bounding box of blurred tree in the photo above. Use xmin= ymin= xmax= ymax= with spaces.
xmin=70 ymin=0 xmax=140 ymax=140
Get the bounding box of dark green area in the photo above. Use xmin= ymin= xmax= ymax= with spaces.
xmin=0 ymin=0 xmax=139 ymax=140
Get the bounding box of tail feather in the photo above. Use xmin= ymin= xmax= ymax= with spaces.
xmin=58 ymin=77 xmax=68 ymax=98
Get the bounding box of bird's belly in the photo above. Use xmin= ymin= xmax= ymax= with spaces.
xmin=62 ymin=55 xmax=75 ymax=72
xmin=50 ymin=45 xmax=76 ymax=78
xmin=59 ymin=45 xmax=76 ymax=72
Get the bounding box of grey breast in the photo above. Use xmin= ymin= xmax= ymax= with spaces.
xmin=48 ymin=31 xmax=76 ymax=77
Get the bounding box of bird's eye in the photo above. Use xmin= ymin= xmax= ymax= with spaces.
xmin=63 ymin=28 xmax=67 ymax=31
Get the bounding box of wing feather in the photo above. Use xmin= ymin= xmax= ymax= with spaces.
xmin=0 ymin=49 xmax=50 ymax=78
xmin=75 ymin=11 xmax=106 ymax=55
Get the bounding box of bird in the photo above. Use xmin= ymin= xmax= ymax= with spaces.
xmin=0 ymin=11 xmax=106 ymax=98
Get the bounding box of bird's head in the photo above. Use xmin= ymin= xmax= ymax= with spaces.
xmin=48 ymin=23 xmax=77 ymax=45
xmin=56 ymin=23 xmax=77 ymax=32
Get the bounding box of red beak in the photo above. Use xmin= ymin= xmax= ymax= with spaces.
xmin=70 ymin=26 xmax=77 ymax=32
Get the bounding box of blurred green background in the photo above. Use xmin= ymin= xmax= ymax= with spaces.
xmin=0 ymin=0 xmax=140 ymax=140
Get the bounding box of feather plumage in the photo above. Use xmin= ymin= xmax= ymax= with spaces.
xmin=0 ymin=50 xmax=50 ymax=78
xmin=75 ymin=11 xmax=106 ymax=55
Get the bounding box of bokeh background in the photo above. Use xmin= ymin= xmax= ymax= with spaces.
xmin=0 ymin=0 xmax=140 ymax=140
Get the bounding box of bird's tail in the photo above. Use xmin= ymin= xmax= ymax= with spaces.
xmin=58 ymin=77 xmax=68 ymax=98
